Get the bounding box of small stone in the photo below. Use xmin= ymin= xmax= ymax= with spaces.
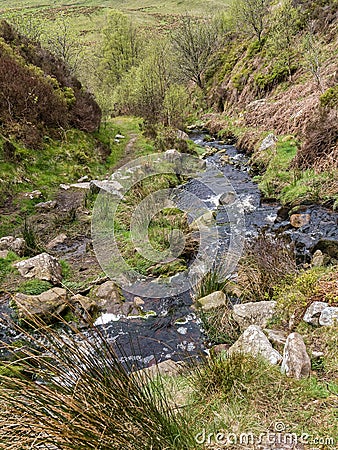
xmin=115 ymin=134 xmax=125 ymax=139
xmin=0 ymin=236 xmax=26 ymax=256
xmin=281 ymin=332 xmax=311 ymax=379
xmin=134 ymin=296 xmax=145 ymax=307
xmin=176 ymin=130 xmax=189 ymax=140
xmin=232 ymin=300 xmax=276 ymax=331
xmin=14 ymin=253 xmax=62 ymax=284
xmin=24 ymin=190 xmax=42 ymax=199
xmin=211 ymin=344 xmax=230 ymax=355
xmin=303 ymin=301 xmax=328 ymax=326
xmin=311 ymin=249 xmax=324 ymax=267
xmin=319 ymin=307 xmax=338 ymax=326
xmin=60 ymin=184 xmax=70 ymax=190
xmin=135 ymin=360 xmax=182 ymax=379
xmin=228 ymin=325 xmax=282 ymax=365
xmin=259 ymin=133 xmax=277 ymax=151
xmin=46 ymin=234 xmax=68 ymax=250
xmin=35 ymin=200 xmax=57 ymax=210
xmin=0 ymin=250 xmax=9 ymax=259
xmin=69 ymin=182 xmax=91 ymax=190
xmin=290 ymin=213 xmax=311 ymax=228
xmin=197 ymin=291 xmax=228 ymax=311
xmin=77 ymin=175 xmax=89 ymax=182
xmin=219 ymin=191 xmax=236 ymax=206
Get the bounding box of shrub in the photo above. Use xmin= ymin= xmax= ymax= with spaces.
xmin=320 ymin=85 xmax=338 ymax=108
xmin=238 ymin=231 xmax=297 ymax=301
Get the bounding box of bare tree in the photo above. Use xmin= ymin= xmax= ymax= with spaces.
xmin=171 ymin=14 xmax=221 ymax=89
xmin=229 ymin=0 xmax=272 ymax=43
xmin=302 ymin=24 xmax=324 ymax=92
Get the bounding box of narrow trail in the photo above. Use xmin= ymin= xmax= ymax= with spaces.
xmin=112 ymin=134 xmax=138 ymax=170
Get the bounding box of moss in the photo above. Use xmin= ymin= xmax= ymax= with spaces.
xmin=320 ymin=85 xmax=338 ymax=108
xmin=254 ymin=64 xmax=292 ymax=92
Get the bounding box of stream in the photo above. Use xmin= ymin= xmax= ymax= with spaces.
xmin=1 ymin=132 xmax=337 ymax=369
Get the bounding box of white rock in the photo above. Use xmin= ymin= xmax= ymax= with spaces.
xmin=0 ymin=236 xmax=26 ymax=256
xmin=233 ymin=301 xmax=276 ymax=330
xmin=259 ymin=133 xmax=277 ymax=151
xmin=228 ymin=325 xmax=282 ymax=365
xmin=281 ymin=332 xmax=311 ymax=379
xmin=303 ymin=301 xmax=328 ymax=326
xmin=14 ymin=253 xmax=62 ymax=284
xmin=197 ymin=291 xmax=228 ymax=311
xmin=319 ymin=307 xmax=338 ymax=326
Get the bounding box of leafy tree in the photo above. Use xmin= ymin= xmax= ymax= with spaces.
xmin=170 ymin=14 xmax=221 ymax=89
xmin=229 ymin=0 xmax=272 ymax=43
xmin=100 ymin=10 xmax=142 ymax=89
xmin=267 ymin=0 xmax=302 ymax=81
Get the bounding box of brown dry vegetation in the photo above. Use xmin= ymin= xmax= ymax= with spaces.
xmin=0 ymin=20 xmax=101 ymax=146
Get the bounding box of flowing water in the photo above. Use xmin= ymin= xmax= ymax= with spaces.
xmin=1 ymin=132 xmax=337 ymax=368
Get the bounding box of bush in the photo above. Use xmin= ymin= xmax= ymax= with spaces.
xmin=238 ymin=231 xmax=297 ymax=301
xmin=320 ymin=85 xmax=338 ymax=108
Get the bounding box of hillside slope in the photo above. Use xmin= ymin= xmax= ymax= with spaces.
xmin=0 ymin=20 xmax=101 ymax=147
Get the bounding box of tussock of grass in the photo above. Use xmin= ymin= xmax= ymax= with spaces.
xmin=0 ymin=317 xmax=198 ymax=450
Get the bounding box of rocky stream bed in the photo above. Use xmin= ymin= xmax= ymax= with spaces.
xmin=0 ymin=132 xmax=337 ymax=370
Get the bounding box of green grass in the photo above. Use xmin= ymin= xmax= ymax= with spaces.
xmin=0 ymin=251 xmax=19 ymax=285
xmin=16 ymin=279 xmax=52 ymax=295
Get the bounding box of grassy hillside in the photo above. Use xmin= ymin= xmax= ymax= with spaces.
xmin=0 ymin=0 xmax=228 ymax=36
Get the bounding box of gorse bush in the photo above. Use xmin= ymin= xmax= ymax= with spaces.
xmin=0 ymin=317 xmax=198 ymax=450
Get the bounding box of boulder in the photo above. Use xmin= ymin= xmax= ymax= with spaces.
xmin=290 ymin=213 xmax=311 ymax=228
xmin=0 ymin=236 xmax=26 ymax=256
xmin=70 ymin=294 xmax=97 ymax=324
xmin=14 ymin=253 xmax=62 ymax=284
xmin=281 ymin=332 xmax=311 ymax=379
xmin=314 ymin=238 xmax=338 ymax=259
xmin=319 ymin=307 xmax=338 ymax=326
xmin=228 ymin=325 xmax=282 ymax=365
xmin=197 ymin=291 xmax=228 ymax=311
xmin=13 ymin=288 xmax=68 ymax=322
xmin=232 ymin=300 xmax=276 ymax=330
xmin=91 ymin=281 xmax=121 ymax=312
xmin=303 ymin=301 xmax=328 ymax=326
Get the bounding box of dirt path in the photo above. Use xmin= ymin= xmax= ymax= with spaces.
xmin=113 ymin=134 xmax=138 ymax=170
